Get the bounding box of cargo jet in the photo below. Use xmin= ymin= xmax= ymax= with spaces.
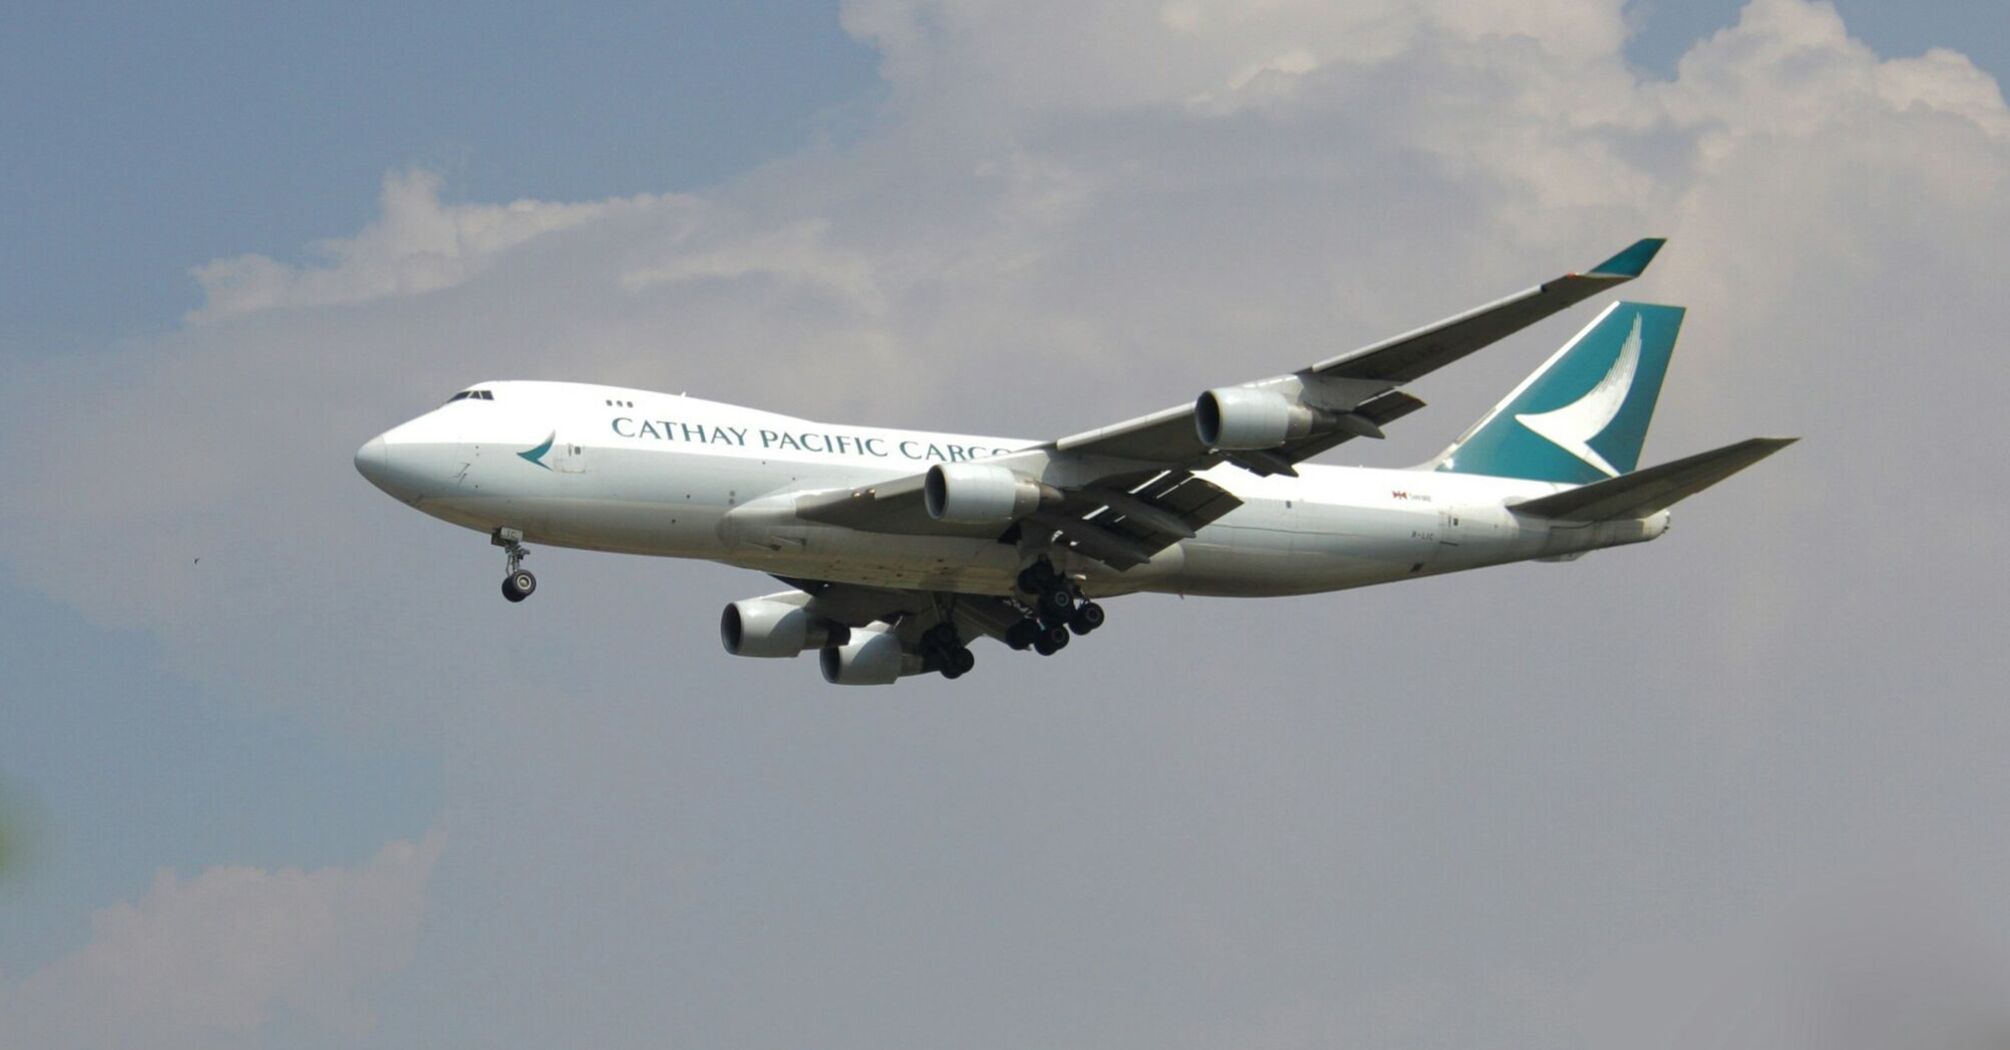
xmin=356 ymin=238 xmax=1793 ymax=684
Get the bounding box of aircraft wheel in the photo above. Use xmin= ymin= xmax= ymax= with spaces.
xmin=1005 ymin=619 xmax=1040 ymax=651
xmin=502 ymin=570 xmax=537 ymax=603
xmin=949 ymin=648 xmax=976 ymax=677
xmin=1037 ymin=587 xmax=1074 ymax=620
xmin=1033 ymin=625 xmax=1070 ymax=656
xmin=1068 ymin=601 xmax=1105 ymax=635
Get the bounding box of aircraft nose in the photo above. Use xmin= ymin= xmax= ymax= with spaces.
xmin=354 ymin=430 xmax=454 ymax=505
xmin=355 ymin=432 xmax=424 ymax=503
xmin=354 ymin=434 xmax=390 ymax=486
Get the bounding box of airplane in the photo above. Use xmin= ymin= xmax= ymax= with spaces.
xmin=355 ymin=238 xmax=1794 ymax=684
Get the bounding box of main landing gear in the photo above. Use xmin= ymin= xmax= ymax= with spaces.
xmin=921 ymin=622 xmax=978 ymax=680
xmin=493 ymin=528 xmax=537 ymax=603
xmin=1003 ymin=559 xmax=1104 ymax=658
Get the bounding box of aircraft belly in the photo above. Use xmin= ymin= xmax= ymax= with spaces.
xmin=1163 ymin=538 xmax=1407 ymax=596
xmin=723 ymin=507 xmax=1023 ymax=592
xmin=1146 ymin=498 xmax=1435 ymax=597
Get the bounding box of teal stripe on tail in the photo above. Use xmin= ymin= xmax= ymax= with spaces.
xmin=1431 ymin=302 xmax=1683 ymax=484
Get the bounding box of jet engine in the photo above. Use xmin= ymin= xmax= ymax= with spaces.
xmin=923 ymin=463 xmax=1060 ymax=524
xmin=1194 ymin=387 xmax=1322 ymax=450
xmin=818 ymin=625 xmax=920 ymax=685
xmin=720 ymin=597 xmax=846 ymax=658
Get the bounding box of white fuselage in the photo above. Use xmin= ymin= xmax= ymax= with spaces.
xmin=356 ymin=381 xmax=1667 ymax=598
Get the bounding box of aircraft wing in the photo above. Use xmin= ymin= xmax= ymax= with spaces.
xmin=787 ymin=239 xmax=1665 ymax=569
xmin=1050 ymin=238 xmax=1664 ymax=469
xmin=792 ymin=461 xmax=1247 ymax=569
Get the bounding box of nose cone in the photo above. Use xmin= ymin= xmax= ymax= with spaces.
xmin=354 ymin=433 xmax=425 ymax=504
xmin=355 ymin=435 xmax=389 ymax=486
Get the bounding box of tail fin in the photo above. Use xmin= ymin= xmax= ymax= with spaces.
xmin=1430 ymin=302 xmax=1683 ymax=484
xmin=1508 ymin=437 xmax=1798 ymax=521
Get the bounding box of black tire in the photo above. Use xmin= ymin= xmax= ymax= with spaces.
xmin=1038 ymin=587 xmax=1074 ymax=619
xmin=1041 ymin=624 xmax=1071 ymax=653
xmin=1032 ymin=633 xmax=1058 ymax=656
xmin=502 ymin=570 xmax=536 ymax=602
xmin=950 ymin=648 xmax=976 ymax=676
xmin=1070 ymin=601 xmax=1105 ymax=635
xmin=1005 ymin=619 xmax=1039 ymax=651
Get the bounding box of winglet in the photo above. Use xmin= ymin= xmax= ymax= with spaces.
xmin=1587 ymin=238 xmax=1666 ymax=278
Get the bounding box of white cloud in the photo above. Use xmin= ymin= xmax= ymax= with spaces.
xmin=1662 ymin=0 xmax=2009 ymax=141
xmin=189 ymin=171 xmax=666 ymax=322
xmin=0 ymin=835 xmax=440 ymax=1050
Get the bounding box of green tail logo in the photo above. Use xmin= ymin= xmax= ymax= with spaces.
xmin=1434 ymin=302 xmax=1681 ymax=484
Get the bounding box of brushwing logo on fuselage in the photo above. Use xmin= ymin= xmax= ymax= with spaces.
xmin=519 ymin=432 xmax=556 ymax=470
xmin=1513 ymin=314 xmax=1642 ymax=478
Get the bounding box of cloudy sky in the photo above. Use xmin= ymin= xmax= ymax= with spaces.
xmin=3 ymin=2 xmax=2008 ymax=1047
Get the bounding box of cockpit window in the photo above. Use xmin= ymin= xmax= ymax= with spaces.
xmin=445 ymin=390 xmax=496 ymax=404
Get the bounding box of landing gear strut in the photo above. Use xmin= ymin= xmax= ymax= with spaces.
xmin=493 ymin=528 xmax=537 ymax=603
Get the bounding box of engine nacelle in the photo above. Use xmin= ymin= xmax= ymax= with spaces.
xmin=818 ymin=625 xmax=919 ymax=685
xmin=1194 ymin=387 xmax=1321 ymax=450
xmin=924 ymin=463 xmax=1057 ymax=524
xmin=720 ymin=597 xmax=844 ymax=658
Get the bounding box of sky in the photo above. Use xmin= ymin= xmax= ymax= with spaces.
xmin=2 ymin=2 xmax=2008 ymax=1047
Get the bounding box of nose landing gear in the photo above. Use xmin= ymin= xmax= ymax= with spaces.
xmin=493 ymin=528 xmax=537 ymax=603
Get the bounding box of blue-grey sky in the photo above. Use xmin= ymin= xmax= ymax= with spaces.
xmin=4 ymin=3 xmax=2009 ymax=1048
xmin=0 ymin=2 xmax=880 ymax=353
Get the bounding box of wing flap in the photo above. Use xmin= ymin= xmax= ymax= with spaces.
xmin=1081 ymin=470 xmax=1243 ymax=559
xmin=787 ymin=461 xmax=1244 ymax=571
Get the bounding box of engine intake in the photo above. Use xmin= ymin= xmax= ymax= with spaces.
xmin=720 ymin=597 xmax=845 ymax=658
xmin=924 ymin=463 xmax=1059 ymax=524
xmin=1195 ymin=387 xmax=1324 ymax=450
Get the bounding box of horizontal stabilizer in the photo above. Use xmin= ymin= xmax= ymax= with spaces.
xmin=1508 ymin=437 xmax=1797 ymax=522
